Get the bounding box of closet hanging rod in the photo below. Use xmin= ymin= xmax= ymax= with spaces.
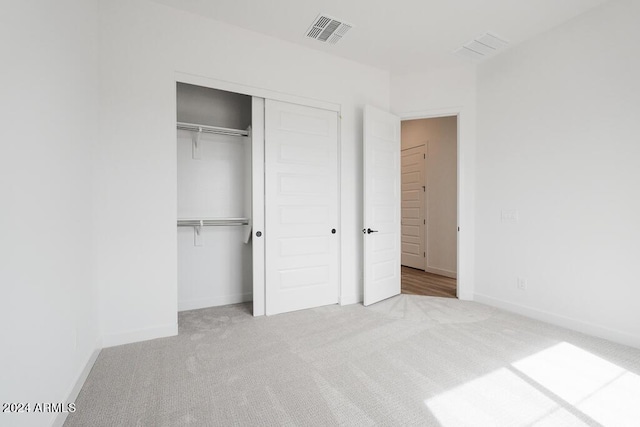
xmin=177 ymin=122 xmax=249 ymax=137
xmin=177 ymin=218 xmax=250 ymax=227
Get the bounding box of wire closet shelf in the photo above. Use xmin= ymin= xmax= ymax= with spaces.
xmin=177 ymin=122 xmax=249 ymax=137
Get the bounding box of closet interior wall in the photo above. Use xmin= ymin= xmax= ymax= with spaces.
xmin=176 ymin=83 xmax=253 ymax=311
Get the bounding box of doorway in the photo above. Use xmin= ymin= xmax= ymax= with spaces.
xmin=400 ymin=116 xmax=458 ymax=298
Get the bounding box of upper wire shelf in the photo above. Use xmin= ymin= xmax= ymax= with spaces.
xmin=177 ymin=122 xmax=249 ymax=137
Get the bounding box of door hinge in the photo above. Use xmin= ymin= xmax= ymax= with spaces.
xmin=423 ymin=219 xmax=426 ymax=224
xmin=423 ymin=252 xmax=426 ymax=257
xmin=423 ymin=153 xmax=426 ymax=159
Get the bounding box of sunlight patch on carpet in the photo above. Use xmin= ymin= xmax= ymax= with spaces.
xmin=513 ymin=342 xmax=640 ymax=426
xmin=424 ymin=367 xmax=580 ymax=425
xmin=425 ymin=341 xmax=640 ymax=426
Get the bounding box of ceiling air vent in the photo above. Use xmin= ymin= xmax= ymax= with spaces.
xmin=454 ymin=33 xmax=509 ymax=61
xmin=306 ymin=14 xmax=353 ymax=44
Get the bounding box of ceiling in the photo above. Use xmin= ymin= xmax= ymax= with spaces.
xmin=151 ymin=0 xmax=608 ymax=73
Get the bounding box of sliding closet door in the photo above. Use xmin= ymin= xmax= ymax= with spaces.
xmin=264 ymin=100 xmax=339 ymax=315
xmin=252 ymin=97 xmax=266 ymax=316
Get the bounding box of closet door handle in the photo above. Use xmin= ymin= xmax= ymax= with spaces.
xmin=366 ymin=228 xmax=378 ymax=234
xmin=256 ymin=231 xmax=262 ymax=237
xmin=331 ymin=228 xmax=336 ymax=234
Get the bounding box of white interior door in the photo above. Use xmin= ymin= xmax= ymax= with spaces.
xmin=401 ymin=145 xmax=425 ymax=269
xmin=363 ymin=105 xmax=401 ymax=306
xmin=252 ymin=97 xmax=266 ymax=316
xmin=265 ymin=99 xmax=339 ymax=315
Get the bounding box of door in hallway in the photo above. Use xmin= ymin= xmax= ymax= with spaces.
xmin=401 ymin=145 xmax=425 ymax=270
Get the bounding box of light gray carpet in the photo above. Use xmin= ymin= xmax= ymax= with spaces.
xmin=65 ymin=295 xmax=640 ymax=426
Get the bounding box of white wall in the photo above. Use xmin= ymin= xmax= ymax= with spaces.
xmin=475 ymin=0 xmax=640 ymax=348
xmin=0 ymin=1 xmax=101 ymax=426
xmin=96 ymin=0 xmax=390 ymax=346
xmin=391 ymin=65 xmax=476 ymax=298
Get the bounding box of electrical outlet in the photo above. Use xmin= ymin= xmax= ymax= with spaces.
xmin=517 ymin=277 xmax=527 ymax=291
xmin=501 ymin=209 xmax=519 ymax=223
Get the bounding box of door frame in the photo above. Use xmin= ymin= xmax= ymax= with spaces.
xmin=176 ymin=72 xmax=340 ymax=112
xmin=399 ymin=107 xmax=463 ymax=298
xmin=174 ymin=72 xmax=342 ymax=316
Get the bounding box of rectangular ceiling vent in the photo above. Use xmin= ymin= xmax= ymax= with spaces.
xmin=454 ymin=33 xmax=509 ymax=61
xmin=306 ymin=14 xmax=353 ymax=44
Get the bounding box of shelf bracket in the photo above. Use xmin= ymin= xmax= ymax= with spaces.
xmin=193 ymin=221 xmax=203 ymax=246
xmin=191 ymin=127 xmax=202 ymax=160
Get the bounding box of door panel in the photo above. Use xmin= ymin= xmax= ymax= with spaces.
xmin=252 ymin=97 xmax=266 ymax=316
xmin=265 ymin=100 xmax=339 ymax=315
xmin=363 ymin=105 xmax=401 ymax=306
xmin=401 ymin=145 xmax=425 ymax=269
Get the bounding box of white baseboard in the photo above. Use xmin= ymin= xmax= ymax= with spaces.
xmin=457 ymin=291 xmax=474 ymax=301
xmin=178 ymin=292 xmax=252 ymax=312
xmin=340 ymin=292 xmax=363 ymax=306
xmin=474 ymin=293 xmax=640 ymax=349
xmin=52 ymin=344 xmax=101 ymax=427
xmin=102 ymin=323 xmax=178 ymax=348
xmin=425 ymin=266 xmax=457 ymax=279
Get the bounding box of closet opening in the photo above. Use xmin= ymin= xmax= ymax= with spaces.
xmin=176 ymin=83 xmax=255 ymax=314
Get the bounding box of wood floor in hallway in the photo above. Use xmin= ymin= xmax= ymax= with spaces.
xmin=401 ymin=266 xmax=457 ymax=298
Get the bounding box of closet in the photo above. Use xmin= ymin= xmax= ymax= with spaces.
xmin=176 ymin=82 xmax=340 ymax=316
xmin=177 ymin=83 xmax=253 ymax=312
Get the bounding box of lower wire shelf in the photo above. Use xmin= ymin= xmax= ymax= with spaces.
xmin=177 ymin=218 xmax=249 ymax=227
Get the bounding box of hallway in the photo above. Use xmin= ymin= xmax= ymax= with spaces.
xmin=401 ymin=266 xmax=457 ymax=298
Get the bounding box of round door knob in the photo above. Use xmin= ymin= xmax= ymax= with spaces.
xmin=256 ymin=231 xmax=262 ymax=237
xmin=331 ymin=228 xmax=336 ymax=234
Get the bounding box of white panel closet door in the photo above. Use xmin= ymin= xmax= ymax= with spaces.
xmin=401 ymin=145 xmax=425 ymax=269
xmin=363 ymin=105 xmax=401 ymax=306
xmin=265 ymin=99 xmax=339 ymax=315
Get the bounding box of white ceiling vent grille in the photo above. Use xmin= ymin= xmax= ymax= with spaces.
xmin=306 ymin=14 xmax=353 ymax=44
xmin=454 ymin=33 xmax=509 ymax=61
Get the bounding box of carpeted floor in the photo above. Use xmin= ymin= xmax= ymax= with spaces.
xmin=65 ymin=295 xmax=640 ymax=426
